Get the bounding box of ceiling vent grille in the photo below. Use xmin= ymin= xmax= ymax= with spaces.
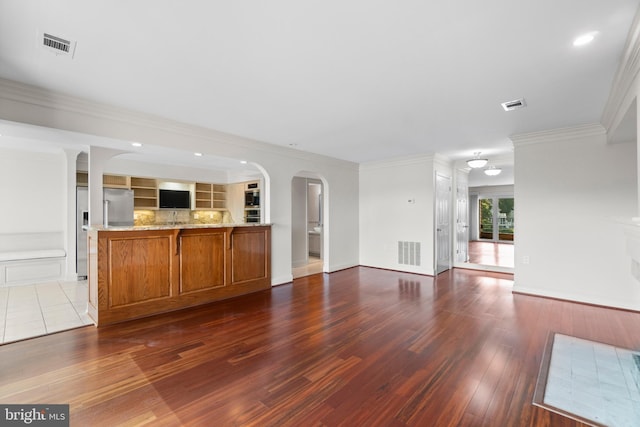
xmin=41 ymin=32 xmax=76 ymax=57
xmin=501 ymin=98 xmax=527 ymax=111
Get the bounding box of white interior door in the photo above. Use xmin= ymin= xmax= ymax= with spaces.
xmin=455 ymin=173 xmax=469 ymax=263
xmin=435 ymin=173 xmax=451 ymax=274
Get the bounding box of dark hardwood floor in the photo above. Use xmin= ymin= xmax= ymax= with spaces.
xmin=1 ymin=266 xmax=639 ymax=426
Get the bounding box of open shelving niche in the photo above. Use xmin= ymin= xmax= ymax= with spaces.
xmin=195 ymin=182 xmax=227 ymax=210
xmin=130 ymin=177 xmax=158 ymax=209
xmin=76 ymin=172 xmax=227 ymax=210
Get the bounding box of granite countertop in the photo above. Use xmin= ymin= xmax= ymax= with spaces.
xmin=89 ymin=223 xmax=271 ymax=231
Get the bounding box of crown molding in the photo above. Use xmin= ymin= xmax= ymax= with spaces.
xmin=0 ymin=78 xmax=358 ymax=170
xmin=510 ymin=123 xmax=606 ymax=147
xmin=601 ymin=7 xmax=640 ymax=138
xmin=359 ymin=153 xmax=437 ymax=171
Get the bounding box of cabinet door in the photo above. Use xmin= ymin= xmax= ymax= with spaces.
xmin=179 ymin=229 xmax=226 ymax=293
xmin=228 ymin=227 xmax=270 ymax=287
xmin=108 ymin=235 xmax=172 ymax=306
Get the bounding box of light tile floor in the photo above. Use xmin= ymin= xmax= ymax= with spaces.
xmin=0 ymin=280 xmax=93 ymax=345
xmin=544 ymin=334 xmax=640 ymax=426
xmin=292 ymin=256 xmax=323 ymax=279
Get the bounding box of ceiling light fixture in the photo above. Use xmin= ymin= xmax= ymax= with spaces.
xmin=466 ymin=152 xmax=488 ymax=169
xmin=194 ymin=152 xmax=203 ymax=157
xmin=484 ymin=166 xmax=502 ymax=176
xmin=573 ymin=32 xmax=597 ymax=47
xmin=240 ymin=160 xmax=248 ymax=164
xmin=131 ymin=142 xmax=142 ymax=147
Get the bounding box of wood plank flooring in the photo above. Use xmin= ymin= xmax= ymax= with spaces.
xmin=468 ymin=241 xmax=514 ymax=268
xmin=1 ymin=266 xmax=639 ymax=426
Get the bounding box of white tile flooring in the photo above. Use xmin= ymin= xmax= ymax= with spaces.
xmin=0 ymin=280 xmax=93 ymax=344
xmin=544 ymin=334 xmax=640 ymax=427
xmin=292 ymin=256 xmax=323 ymax=279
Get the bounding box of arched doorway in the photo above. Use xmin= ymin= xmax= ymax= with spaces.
xmin=291 ymin=173 xmax=328 ymax=278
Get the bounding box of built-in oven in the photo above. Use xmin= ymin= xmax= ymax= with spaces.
xmin=245 ymin=190 xmax=260 ymax=207
xmin=245 ymin=209 xmax=260 ymax=223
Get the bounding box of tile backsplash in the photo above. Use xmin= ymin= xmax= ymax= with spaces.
xmin=134 ymin=210 xmax=235 ymax=226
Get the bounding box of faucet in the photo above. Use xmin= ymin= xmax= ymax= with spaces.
xmin=171 ymin=210 xmax=177 ymax=225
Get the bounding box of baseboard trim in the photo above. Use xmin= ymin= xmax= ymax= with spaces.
xmin=512 ymin=287 xmax=640 ymax=314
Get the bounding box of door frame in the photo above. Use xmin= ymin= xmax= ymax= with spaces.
xmin=434 ymin=172 xmax=452 ymax=274
xmin=477 ymin=195 xmax=514 ymax=243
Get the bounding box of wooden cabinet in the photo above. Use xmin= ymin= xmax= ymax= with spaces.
xmin=88 ymin=225 xmax=271 ymax=326
xmin=108 ymin=233 xmax=173 ymax=306
xmin=130 ymin=177 xmax=158 ymax=208
xmin=179 ymin=229 xmax=226 ymax=292
xmin=229 ymin=227 xmax=270 ymax=286
xmin=195 ymin=182 xmax=227 ymax=210
xmin=309 ymin=232 xmax=321 ymax=257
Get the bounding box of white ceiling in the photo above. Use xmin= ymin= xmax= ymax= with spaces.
xmin=0 ymin=0 xmax=638 ymax=167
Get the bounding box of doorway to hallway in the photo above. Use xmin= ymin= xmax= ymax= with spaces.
xmin=467 ymin=241 xmax=514 ymax=268
xmin=291 ymin=176 xmax=326 ymax=279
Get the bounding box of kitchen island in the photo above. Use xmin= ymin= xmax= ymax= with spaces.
xmin=87 ymin=223 xmax=271 ymax=326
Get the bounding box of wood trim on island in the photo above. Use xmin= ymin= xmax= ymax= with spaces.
xmin=87 ymin=225 xmax=271 ymax=326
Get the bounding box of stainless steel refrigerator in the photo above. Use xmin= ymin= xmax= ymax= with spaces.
xmin=76 ymin=186 xmax=89 ymax=278
xmin=103 ymin=188 xmax=135 ymax=227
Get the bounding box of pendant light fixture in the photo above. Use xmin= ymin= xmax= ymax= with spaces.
xmin=466 ymin=152 xmax=488 ymax=169
xmin=484 ymin=166 xmax=502 ymax=176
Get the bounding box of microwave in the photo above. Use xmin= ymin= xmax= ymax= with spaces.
xmin=245 ymin=190 xmax=260 ymax=207
xmin=245 ymin=209 xmax=260 ymax=223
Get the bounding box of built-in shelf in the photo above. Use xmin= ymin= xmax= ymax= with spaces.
xmin=76 ymin=171 xmax=88 ymax=187
xmin=103 ymin=174 xmax=129 ymax=188
xmin=76 ymin=173 xmax=228 ymax=211
xmin=195 ymin=182 xmax=227 ymax=210
xmin=130 ymin=177 xmax=158 ymax=209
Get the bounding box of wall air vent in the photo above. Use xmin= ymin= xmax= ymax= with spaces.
xmin=41 ymin=32 xmax=76 ymax=57
xmin=398 ymin=241 xmax=421 ymax=266
xmin=501 ymin=98 xmax=527 ymax=111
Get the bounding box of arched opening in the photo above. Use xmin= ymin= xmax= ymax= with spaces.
xmin=291 ymin=172 xmax=329 ymax=279
xmin=101 ymin=150 xmax=266 ymax=227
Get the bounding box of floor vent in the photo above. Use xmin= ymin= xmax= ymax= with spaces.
xmin=41 ymin=32 xmax=76 ymax=57
xmin=398 ymin=241 xmax=421 ymax=266
xmin=501 ymin=98 xmax=526 ymax=111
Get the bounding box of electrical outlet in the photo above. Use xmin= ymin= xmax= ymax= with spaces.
xmin=194 ymin=214 xmax=199 ymax=219
xmin=209 ymin=212 xmax=214 ymax=219
xmin=522 ymin=256 xmax=530 ymax=265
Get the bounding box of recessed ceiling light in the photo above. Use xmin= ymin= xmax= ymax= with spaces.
xmin=131 ymin=142 xmax=142 ymax=147
xmin=573 ymin=32 xmax=597 ymax=47
xmin=240 ymin=160 xmax=248 ymax=164
xmin=194 ymin=152 xmax=203 ymax=157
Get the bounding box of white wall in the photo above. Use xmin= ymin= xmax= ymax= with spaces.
xmin=291 ymin=177 xmax=307 ymax=268
xmin=359 ymin=156 xmax=436 ymax=275
xmin=0 ymin=147 xmax=66 ymax=233
xmin=513 ymin=125 xmax=640 ymax=310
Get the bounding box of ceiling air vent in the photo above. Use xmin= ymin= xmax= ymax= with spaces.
xmin=501 ymin=98 xmax=527 ymax=111
xmin=41 ymin=32 xmax=76 ymax=57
